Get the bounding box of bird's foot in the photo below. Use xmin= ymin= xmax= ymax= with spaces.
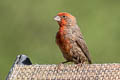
xmin=56 ymin=61 xmax=69 ymax=71
xmin=76 ymin=63 xmax=83 ymax=67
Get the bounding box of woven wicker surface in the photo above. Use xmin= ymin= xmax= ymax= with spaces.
xmin=7 ymin=64 xmax=120 ymax=80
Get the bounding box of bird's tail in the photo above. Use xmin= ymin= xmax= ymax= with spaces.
xmin=88 ymin=59 xmax=92 ymax=64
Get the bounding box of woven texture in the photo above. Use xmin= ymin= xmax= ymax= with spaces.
xmin=7 ymin=64 xmax=120 ymax=80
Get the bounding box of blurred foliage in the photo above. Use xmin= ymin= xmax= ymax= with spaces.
xmin=0 ymin=0 xmax=120 ymax=79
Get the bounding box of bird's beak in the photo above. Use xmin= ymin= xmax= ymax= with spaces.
xmin=54 ymin=16 xmax=61 ymax=21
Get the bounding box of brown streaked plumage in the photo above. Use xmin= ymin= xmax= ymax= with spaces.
xmin=54 ymin=12 xmax=92 ymax=64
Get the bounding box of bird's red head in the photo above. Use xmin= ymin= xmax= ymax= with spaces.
xmin=54 ymin=12 xmax=76 ymax=27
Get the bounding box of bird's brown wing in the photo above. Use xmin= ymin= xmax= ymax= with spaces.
xmin=75 ymin=36 xmax=92 ymax=64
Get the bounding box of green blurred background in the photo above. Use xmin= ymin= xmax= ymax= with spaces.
xmin=0 ymin=0 xmax=120 ymax=79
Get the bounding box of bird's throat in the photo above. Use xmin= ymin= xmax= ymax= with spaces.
xmin=59 ymin=26 xmax=65 ymax=34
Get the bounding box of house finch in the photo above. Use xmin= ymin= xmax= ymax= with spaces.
xmin=54 ymin=12 xmax=92 ymax=64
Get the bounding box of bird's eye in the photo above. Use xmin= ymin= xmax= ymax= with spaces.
xmin=62 ymin=16 xmax=66 ymax=18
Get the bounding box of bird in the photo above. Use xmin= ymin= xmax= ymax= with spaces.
xmin=54 ymin=12 xmax=92 ymax=64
